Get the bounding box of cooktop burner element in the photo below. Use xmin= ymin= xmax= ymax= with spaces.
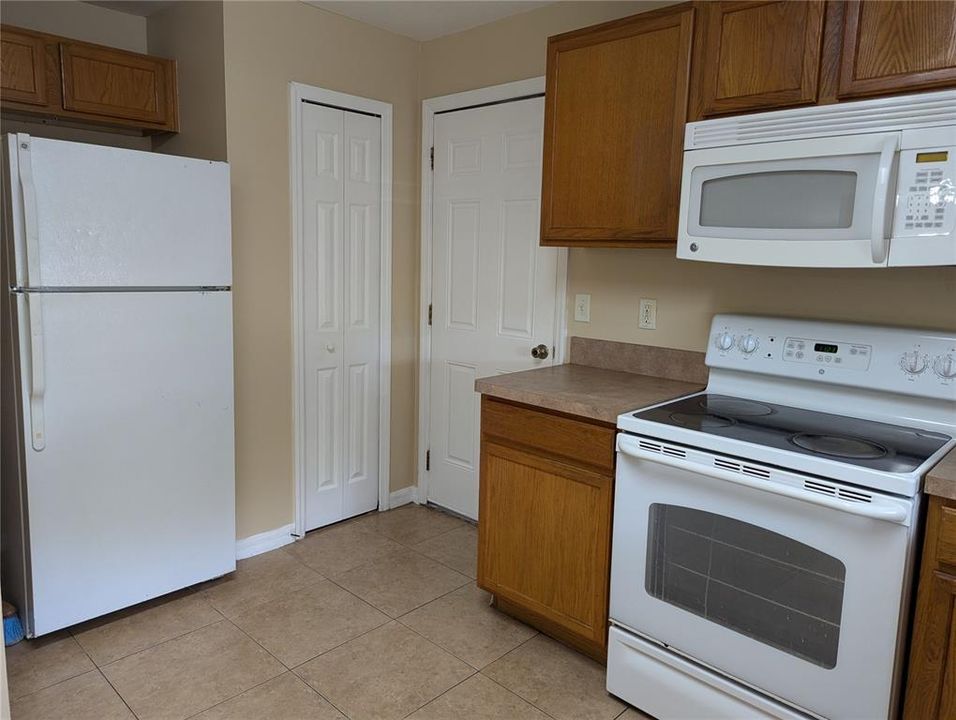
xmin=633 ymin=393 xmax=950 ymax=474
xmin=699 ymin=397 xmax=774 ymax=417
xmin=669 ymin=412 xmax=735 ymax=429
xmin=791 ymin=433 xmax=888 ymax=459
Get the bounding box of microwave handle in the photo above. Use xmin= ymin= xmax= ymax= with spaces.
xmin=870 ymin=137 xmax=898 ymax=264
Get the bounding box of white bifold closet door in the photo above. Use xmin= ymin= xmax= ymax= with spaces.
xmin=302 ymin=102 xmax=381 ymax=531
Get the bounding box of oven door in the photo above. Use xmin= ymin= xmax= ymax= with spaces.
xmin=610 ymin=434 xmax=916 ymax=720
xmin=677 ymin=132 xmax=900 ymax=267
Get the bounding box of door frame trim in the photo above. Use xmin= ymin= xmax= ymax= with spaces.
xmin=416 ymin=77 xmax=568 ymax=510
xmin=289 ymin=82 xmax=393 ymax=538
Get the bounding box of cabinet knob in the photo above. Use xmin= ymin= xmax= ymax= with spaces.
xmin=326 ymin=344 xmax=336 ymax=353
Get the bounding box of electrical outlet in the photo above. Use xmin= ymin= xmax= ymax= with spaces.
xmin=574 ymin=294 xmax=591 ymax=323
xmin=639 ymin=298 xmax=657 ymax=329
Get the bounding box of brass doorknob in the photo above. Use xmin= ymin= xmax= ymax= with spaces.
xmin=531 ymin=344 xmax=549 ymax=359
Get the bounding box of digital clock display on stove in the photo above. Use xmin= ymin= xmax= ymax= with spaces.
xmin=814 ymin=343 xmax=838 ymax=354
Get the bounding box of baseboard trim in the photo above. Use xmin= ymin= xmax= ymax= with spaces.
xmin=235 ymin=523 xmax=295 ymax=560
xmin=387 ymin=486 xmax=419 ymax=510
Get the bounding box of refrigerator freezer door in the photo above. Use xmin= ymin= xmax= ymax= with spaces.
xmin=8 ymin=135 xmax=231 ymax=288
xmin=16 ymin=291 xmax=235 ymax=635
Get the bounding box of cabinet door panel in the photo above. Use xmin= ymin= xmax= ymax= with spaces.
xmin=903 ymin=497 xmax=956 ymax=720
xmin=59 ymin=41 xmax=176 ymax=128
xmin=695 ymin=1 xmax=824 ymax=117
xmin=541 ymin=6 xmax=693 ymax=245
xmin=478 ymin=441 xmax=612 ymax=652
xmin=839 ymin=0 xmax=956 ymax=99
xmin=1 ymin=28 xmax=48 ymax=107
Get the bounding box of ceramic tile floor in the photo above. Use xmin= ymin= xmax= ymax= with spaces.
xmin=7 ymin=504 xmax=651 ymax=720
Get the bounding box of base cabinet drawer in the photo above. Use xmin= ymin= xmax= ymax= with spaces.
xmin=477 ymin=398 xmax=614 ymax=661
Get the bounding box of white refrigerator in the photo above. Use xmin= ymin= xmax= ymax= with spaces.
xmin=0 ymin=134 xmax=236 ymax=636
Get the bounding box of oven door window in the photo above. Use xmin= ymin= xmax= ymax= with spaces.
xmin=646 ymin=504 xmax=846 ymax=669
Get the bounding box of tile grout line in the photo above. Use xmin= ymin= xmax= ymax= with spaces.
xmin=479 ymin=670 xmax=563 ymax=720
xmin=65 ymin=631 xmax=141 ymax=720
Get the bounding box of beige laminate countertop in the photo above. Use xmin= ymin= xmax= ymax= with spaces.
xmin=926 ymin=446 xmax=956 ymax=500
xmin=474 ymin=363 xmax=704 ymax=425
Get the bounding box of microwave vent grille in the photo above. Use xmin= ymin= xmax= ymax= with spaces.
xmin=686 ymin=89 xmax=956 ymax=149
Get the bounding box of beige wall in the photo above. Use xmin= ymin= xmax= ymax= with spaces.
xmin=0 ymin=0 xmax=152 ymax=150
xmin=1 ymin=0 xmax=147 ymax=52
xmin=148 ymin=1 xmax=227 ymax=161
xmin=221 ymin=1 xmax=420 ymax=538
xmin=567 ymin=250 xmax=956 ymax=351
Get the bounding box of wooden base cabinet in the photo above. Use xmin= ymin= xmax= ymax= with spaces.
xmin=477 ymin=397 xmax=615 ymax=661
xmin=903 ymin=495 xmax=956 ymax=719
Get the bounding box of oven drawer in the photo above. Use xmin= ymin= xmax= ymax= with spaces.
xmin=607 ymin=627 xmax=808 ymax=720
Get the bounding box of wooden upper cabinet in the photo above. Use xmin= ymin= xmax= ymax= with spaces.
xmin=0 ymin=25 xmax=178 ymax=134
xmin=540 ymin=5 xmax=694 ymax=247
xmin=60 ymin=42 xmax=175 ymax=127
xmin=839 ymin=0 xmax=956 ymax=99
xmin=691 ymin=1 xmax=825 ymax=118
xmin=1 ymin=28 xmax=49 ymax=107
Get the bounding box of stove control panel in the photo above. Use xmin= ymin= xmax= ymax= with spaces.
xmin=707 ymin=314 xmax=956 ymax=401
xmin=783 ymin=337 xmax=872 ymax=370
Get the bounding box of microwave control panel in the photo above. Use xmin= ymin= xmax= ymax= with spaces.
xmin=894 ymin=147 xmax=955 ymax=236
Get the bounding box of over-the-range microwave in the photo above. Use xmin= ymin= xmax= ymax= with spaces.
xmin=677 ymin=90 xmax=956 ymax=267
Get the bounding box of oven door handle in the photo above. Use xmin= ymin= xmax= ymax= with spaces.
xmin=617 ymin=436 xmax=909 ymax=525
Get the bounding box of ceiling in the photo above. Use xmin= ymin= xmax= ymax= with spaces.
xmin=85 ymin=1 xmax=177 ymax=16
xmin=306 ymin=1 xmax=553 ymax=41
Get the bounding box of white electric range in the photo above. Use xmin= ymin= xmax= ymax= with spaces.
xmin=607 ymin=314 xmax=956 ymax=720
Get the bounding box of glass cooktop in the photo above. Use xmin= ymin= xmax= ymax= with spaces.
xmin=633 ymin=393 xmax=951 ymax=474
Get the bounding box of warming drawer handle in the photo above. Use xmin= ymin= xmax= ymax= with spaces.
xmin=870 ymin=136 xmax=898 ymax=264
xmin=16 ymin=135 xmax=46 ymax=451
xmin=616 ymin=435 xmax=909 ymax=525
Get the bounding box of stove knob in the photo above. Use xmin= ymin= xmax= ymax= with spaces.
xmin=900 ymin=351 xmax=928 ymax=375
xmin=715 ymin=332 xmax=735 ymax=351
xmin=934 ymin=354 xmax=956 ymax=379
xmin=739 ymin=334 xmax=759 ymax=354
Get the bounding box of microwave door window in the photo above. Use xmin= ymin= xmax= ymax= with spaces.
xmin=688 ymin=152 xmax=881 ymax=241
xmin=699 ymin=171 xmax=857 ymax=230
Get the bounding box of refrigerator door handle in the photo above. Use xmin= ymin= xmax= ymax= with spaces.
xmin=16 ymin=134 xmax=42 ymax=288
xmin=24 ymin=293 xmax=46 ymax=450
xmin=16 ymin=135 xmax=46 ymax=450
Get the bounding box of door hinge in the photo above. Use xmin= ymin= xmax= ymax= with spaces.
xmin=427 ymin=303 xmax=433 ymax=326
xmin=425 ymin=450 xmax=431 ymax=471
xmin=429 ymin=146 xmax=434 ymax=171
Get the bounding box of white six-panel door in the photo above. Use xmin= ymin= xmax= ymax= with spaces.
xmin=302 ymin=103 xmax=382 ymax=531
xmin=428 ymin=97 xmax=560 ymax=519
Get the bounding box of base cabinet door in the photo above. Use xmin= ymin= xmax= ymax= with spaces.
xmin=904 ymin=497 xmax=956 ymax=719
xmin=839 ymin=1 xmax=956 ymax=99
xmin=477 ymin=400 xmax=615 ymax=661
xmin=690 ymin=0 xmax=825 ymax=118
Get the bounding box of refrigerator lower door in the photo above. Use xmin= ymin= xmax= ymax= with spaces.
xmin=16 ymin=290 xmax=235 ymax=635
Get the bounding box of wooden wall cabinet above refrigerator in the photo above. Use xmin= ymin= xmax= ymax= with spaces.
xmin=539 ymin=4 xmax=694 ymax=247
xmin=0 ymin=25 xmax=178 ymax=134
